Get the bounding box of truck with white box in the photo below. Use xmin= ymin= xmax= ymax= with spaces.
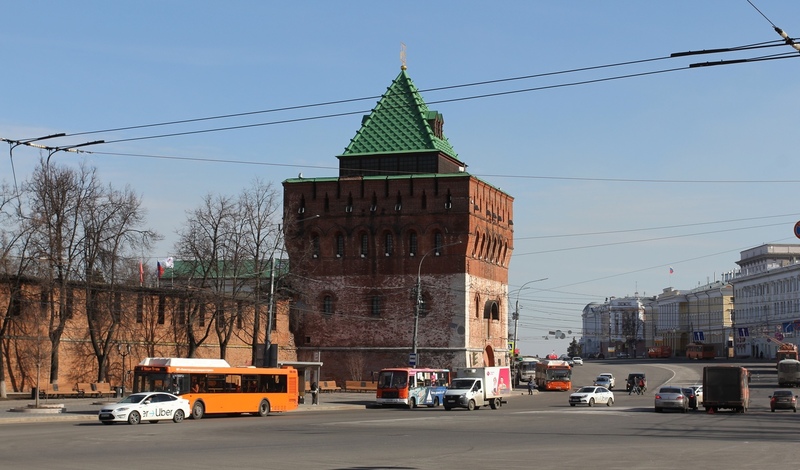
xmin=443 ymin=366 xmax=512 ymax=411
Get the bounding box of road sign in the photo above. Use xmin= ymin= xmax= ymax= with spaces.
xmin=408 ymin=353 xmax=417 ymax=367
xmin=794 ymin=221 xmax=800 ymax=239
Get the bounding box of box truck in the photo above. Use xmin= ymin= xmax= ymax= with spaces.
xmin=443 ymin=366 xmax=511 ymax=411
xmin=702 ymin=366 xmax=750 ymax=413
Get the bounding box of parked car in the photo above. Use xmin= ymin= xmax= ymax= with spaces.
xmin=769 ymin=390 xmax=798 ymax=412
xmin=616 ymin=352 xmax=630 ymax=359
xmin=655 ymin=386 xmax=688 ymax=413
xmin=598 ymin=373 xmax=616 ymax=389
xmin=681 ymin=387 xmax=699 ymax=410
xmin=572 ymin=357 xmax=584 ymax=365
xmin=98 ymin=392 xmax=191 ymax=425
xmin=569 ymin=386 xmax=614 ymax=407
xmin=594 ymin=376 xmax=612 ymax=389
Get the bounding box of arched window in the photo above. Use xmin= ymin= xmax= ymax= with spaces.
xmin=311 ymin=233 xmax=320 ymax=259
xmin=371 ymin=296 xmax=382 ymax=317
xmin=322 ymin=295 xmax=334 ymax=315
xmin=409 ymin=231 xmax=418 ymax=257
xmin=335 ymin=233 xmax=344 ymax=257
xmin=360 ymin=232 xmax=369 ymax=257
xmin=434 ymin=232 xmax=444 ymax=256
xmin=384 ymin=232 xmax=393 ymax=256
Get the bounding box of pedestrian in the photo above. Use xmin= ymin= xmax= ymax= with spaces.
xmin=527 ymin=380 xmax=534 ymax=395
xmin=638 ymin=377 xmax=645 ymax=395
xmin=311 ymin=381 xmax=319 ymax=405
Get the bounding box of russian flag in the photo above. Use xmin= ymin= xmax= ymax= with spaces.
xmin=157 ymin=261 xmax=164 ymax=278
xmin=669 ymin=267 xmax=674 ymax=274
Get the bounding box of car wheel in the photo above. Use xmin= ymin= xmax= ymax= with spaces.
xmin=794 ymin=408 xmax=797 ymax=413
xmin=588 ymin=398 xmax=595 ymax=407
xmin=258 ymin=399 xmax=270 ymax=417
xmin=467 ymin=400 xmax=476 ymax=411
xmin=607 ymin=397 xmax=613 ymax=407
xmin=771 ymin=408 xmax=775 ymax=412
xmin=192 ymin=401 xmax=205 ymax=419
xmin=127 ymin=411 xmax=141 ymax=425
xmin=173 ymin=409 xmax=185 ymax=423
xmin=570 ymin=403 xmax=576 ymax=407
xmin=655 ymin=407 xmax=662 ymax=413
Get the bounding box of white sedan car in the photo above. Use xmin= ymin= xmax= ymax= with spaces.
xmin=569 ymin=386 xmax=614 ymax=407
xmin=98 ymin=392 xmax=191 ymax=425
xmin=572 ymin=357 xmax=584 ymax=365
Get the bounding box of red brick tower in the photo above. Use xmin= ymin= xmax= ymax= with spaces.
xmin=282 ymin=67 xmax=514 ymax=383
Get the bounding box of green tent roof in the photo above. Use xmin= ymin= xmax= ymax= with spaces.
xmin=339 ymin=68 xmax=458 ymax=160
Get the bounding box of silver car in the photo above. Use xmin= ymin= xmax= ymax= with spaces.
xmin=655 ymin=386 xmax=688 ymax=413
xmin=593 ymin=376 xmax=612 ymax=389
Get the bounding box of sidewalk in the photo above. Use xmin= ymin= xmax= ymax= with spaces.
xmin=0 ymin=392 xmax=375 ymax=424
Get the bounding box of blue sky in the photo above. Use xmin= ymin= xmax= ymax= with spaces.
xmin=3 ymin=1 xmax=800 ymax=357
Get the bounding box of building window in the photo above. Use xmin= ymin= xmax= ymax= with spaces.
xmin=434 ymin=232 xmax=443 ymax=256
xmin=371 ymin=296 xmax=382 ymax=317
xmin=311 ymin=234 xmax=320 ymax=259
xmin=136 ymin=294 xmax=144 ymax=323
xmin=409 ymin=232 xmax=417 ymax=257
xmin=360 ymin=233 xmax=369 ymax=257
xmin=157 ymin=295 xmax=165 ymax=324
xmin=323 ymin=295 xmax=334 ymax=315
xmin=336 ymin=233 xmax=344 ymax=257
xmin=385 ymin=232 xmax=393 ymax=256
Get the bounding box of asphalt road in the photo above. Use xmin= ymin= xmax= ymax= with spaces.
xmin=0 ymin=359 xmax=792 ymax=470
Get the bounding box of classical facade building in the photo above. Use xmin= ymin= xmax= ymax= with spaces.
xmin=732 ymin=243 xmax=800 ymax=358
xmin=282 ymin=66 xmax=514 ymax=382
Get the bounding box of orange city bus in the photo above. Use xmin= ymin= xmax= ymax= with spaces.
xmin=686 ymin=343 xmax=715 ymax=360
xmin=534 ymin=360 xmax=572 ymax=391
xmin=376 ymin=367 xmax=450 ymax=408
xmin=133 ymin=357 xmax=298 ymax=419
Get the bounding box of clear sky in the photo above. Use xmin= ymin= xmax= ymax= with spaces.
xmin=3 ymin=1 xmax=800 ymax=357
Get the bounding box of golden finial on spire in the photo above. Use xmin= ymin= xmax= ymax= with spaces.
xmin=400 ymin=42 xmax=407 ymax=70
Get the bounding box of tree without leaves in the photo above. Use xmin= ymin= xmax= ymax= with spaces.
xmin=22 ymin=160 xmax=157 ymax=384
xmin=174 ymin=180 xmax=282 ymax=361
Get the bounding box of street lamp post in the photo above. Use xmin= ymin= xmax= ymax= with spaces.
xmin=511 ymin=278 xmax=548 ymax=381
xmin=117 ymin=343 xmax=131 ymax=397
xmin=411 ymin=240 xmax=462 ymax=366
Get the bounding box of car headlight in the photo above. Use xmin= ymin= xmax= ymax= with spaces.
xmin=115 ymin=406 xmax=130 ymax=412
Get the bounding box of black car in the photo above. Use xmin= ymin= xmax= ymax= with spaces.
xmin=681 ymin=387 xmax=699 ymax=410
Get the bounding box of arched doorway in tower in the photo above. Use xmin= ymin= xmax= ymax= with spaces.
xmin=483 ymin=345 xmax=495 ymax=366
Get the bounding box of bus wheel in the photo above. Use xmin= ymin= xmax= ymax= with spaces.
xmin=258 ymin=399 xmax=270 ymax=417
xmin=467 ymin=400 xmax=476 ymax=411
xmin=192 ymin=401 xmax=205 ymax=419
xmin=408 ymin=398 xmax=416 ymax=410
xmin=428 ymin=397 xmax=439 ymax=408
